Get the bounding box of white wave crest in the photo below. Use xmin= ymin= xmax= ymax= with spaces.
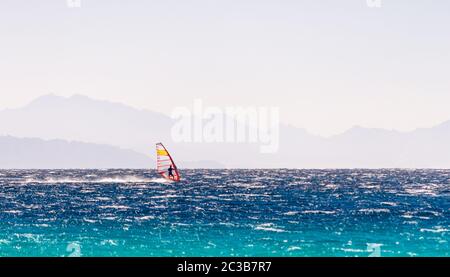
xmin=22 ymin=176 xmax=169 ymax=184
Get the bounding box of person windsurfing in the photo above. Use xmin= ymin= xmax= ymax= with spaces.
xmin=156 ymin=142 xmax=181 ymax=182
xmin=168 ymin=165 xmax=175 ymax=179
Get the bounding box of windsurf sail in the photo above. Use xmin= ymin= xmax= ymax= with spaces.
xmin=156 ymin=143 xmax=181 ymax=182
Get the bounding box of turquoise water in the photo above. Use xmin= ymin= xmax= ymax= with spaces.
xmin=0 ymin=169 xmax=448 ymax=257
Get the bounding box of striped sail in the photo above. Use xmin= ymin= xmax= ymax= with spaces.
xmin=156 ymin=143 xmax=181 ymax=182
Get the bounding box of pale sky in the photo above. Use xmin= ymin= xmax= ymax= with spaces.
xmin=1 ymin=0 xmax=449 ymax=136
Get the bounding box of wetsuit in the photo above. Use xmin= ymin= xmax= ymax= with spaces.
xmin=168 ymin=166 xmax=174 ymax=178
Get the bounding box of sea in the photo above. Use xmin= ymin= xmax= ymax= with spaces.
xmin=0 ymin=169 xmax=448 ymax=257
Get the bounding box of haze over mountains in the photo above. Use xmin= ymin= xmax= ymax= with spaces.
xmin=0 ymin=136 xmax=150 ymax=169
xmin=0 ymin=94 xmax=449 ymax=168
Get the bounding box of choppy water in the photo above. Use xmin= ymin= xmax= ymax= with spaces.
xmin=0 ymin=169 xmax=448 ymax=257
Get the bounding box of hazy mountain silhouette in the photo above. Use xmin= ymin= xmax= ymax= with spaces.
xmin=0 ymin=136 xmax=151 ymax=169
xmin=1 ymin=94 xmax=450 ymax=168
xmin=0 ymin=94 xmax=172 ymax=154
xmin=0 ymin=136 xmax=225 ymax=169
xmin=0 ymin=94 xmax=263 ymax=167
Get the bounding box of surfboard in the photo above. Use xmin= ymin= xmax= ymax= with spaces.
xmin=156 ymin=143 xmax=181 ymax=182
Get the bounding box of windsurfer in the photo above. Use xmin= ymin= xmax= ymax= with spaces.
xmin=168 ymin=165 xmax=174 ymax=179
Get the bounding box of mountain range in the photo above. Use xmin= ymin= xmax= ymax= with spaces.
xmin=0 ymin=94 xmax=449 ymax=168
xmin=0 ymin=136 xmax=150 ymax=169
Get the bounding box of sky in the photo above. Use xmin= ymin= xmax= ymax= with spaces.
xmin=0 ymin=0 xmax=449 ymax=137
